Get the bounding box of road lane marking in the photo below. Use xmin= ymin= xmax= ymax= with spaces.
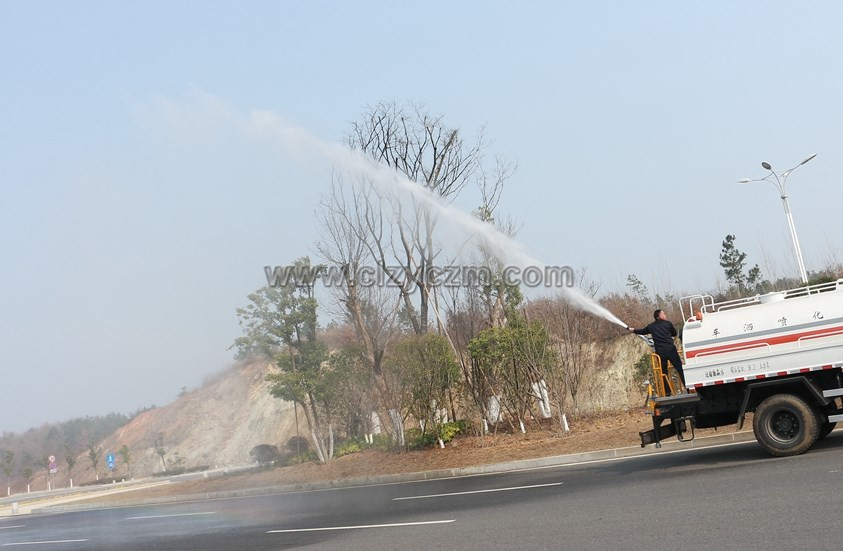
xmin=0 ymin=525 xmax=26 ymax=530
xmin=267 ymin=519 xmax=455 ymax=533
xmin=393 ymin=482 xmax=563 ymax=500
xmin=2 ymin=540 xmax=89 ymax=547
xmin=124 ymin=511 xmax=216 ymax=520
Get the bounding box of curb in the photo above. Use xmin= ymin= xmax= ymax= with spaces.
xmin=33 ymin=430 xmax=757 ymax=514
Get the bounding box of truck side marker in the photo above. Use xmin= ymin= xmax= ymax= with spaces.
xmin=693 ymin=363 xmax=843 ymax=389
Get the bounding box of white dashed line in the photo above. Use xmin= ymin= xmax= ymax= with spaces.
xmin=393 ymin=481 xmax=563 ymax=500
xmin=267 ymin=519 xmax=455 ymax=533
xmin=2 ymin=540 xmax=89 ymax=547
xmin=124 ymin=511 xmax=216 ymax=520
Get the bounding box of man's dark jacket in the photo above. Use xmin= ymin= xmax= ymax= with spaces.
xmin=634 ymin=319 xmax=678 ymax=351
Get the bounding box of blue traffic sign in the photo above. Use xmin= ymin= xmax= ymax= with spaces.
xmin=106 ymin=452 xmax=115 ymax=470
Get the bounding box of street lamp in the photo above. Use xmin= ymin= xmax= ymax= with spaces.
xmin=737 ymin=153 xmax=816 ymax=285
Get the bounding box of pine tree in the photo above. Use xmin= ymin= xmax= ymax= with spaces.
xmin=720 ymin=234 xmax=762 ymax=295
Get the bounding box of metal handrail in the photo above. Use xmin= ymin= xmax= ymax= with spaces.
xmin=716 ymin=299 xmax=762 ymax=312
xmin=680 ymin=279 xmax=843 ymax=318
xmin=680 ymin=294 xmax=714 ymax=322
xmin=797 ymin=329 xmax=843 ymax=348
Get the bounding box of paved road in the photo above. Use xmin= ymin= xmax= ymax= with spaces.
xmin=3 ymin=434 xmax=843 ymax=550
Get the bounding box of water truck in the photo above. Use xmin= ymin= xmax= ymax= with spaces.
xmin=639 ymin=278 xmax=843 ymax=456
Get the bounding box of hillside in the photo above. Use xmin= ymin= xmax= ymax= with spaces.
xmin=31 ymin=361 xmax=298 ymax=489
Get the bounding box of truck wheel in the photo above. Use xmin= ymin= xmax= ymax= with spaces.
xmin=753 ymin=394 xmax=819 ymax=457
xmin=818 ymin=422 xmax=836 ymax=441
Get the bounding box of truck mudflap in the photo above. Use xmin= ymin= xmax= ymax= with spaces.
xmin=640 ymin=416 xmax=697 ymax=447
xmin=640 ymin=424 xmax=677 ymax=446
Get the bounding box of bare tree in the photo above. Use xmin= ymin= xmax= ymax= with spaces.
xmin=317 ymin=102 xmax=515 ymax=442
xmin=344 ymin=101 xmax=514 ymax=334
xmin=439 ymin=172 xmax=520 ymax=428
xmin=317 ymin=178 xmax=402 ymax=379
xmin=531 ymin=273 xmax=603 ymax=414
xmin=316 ymin=178 xmax=405 ymax=442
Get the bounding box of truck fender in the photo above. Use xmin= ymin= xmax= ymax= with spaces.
xmin=736 ymin=376 xmax=830 ymax=430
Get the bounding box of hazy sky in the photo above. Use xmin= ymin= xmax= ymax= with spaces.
xmin=3 ymin=1 xmax=843 ymax=432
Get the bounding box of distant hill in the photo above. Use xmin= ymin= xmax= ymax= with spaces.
xmin=1 ymin=411 xmax=136 ymax=489
xmin=20 ymin=361 xmax=296 ymax=491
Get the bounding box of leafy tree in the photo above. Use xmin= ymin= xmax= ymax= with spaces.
xmin=87 ymin=445 xmax=102 ymax=481
xmin=64 ymin=445 xmax=77 ymax=481
xmin=468 ymin=313 xmax=557 ymax=432
xmin=480 ymin=268 xmax=524 ymax=329
xmin=118 ymin=444 xmax=131 ymax=476
xmin=467 ymin=326 xmax=509 ymax=418
xmin=720 ymin=234 xmax=762 ymax=295
xmin=626 ymin=274 xmax=650 ymax=303
xmin=384 ymin=334 xmax=460 ymax=446
xmin=235 ymin=257 xmax=335 ymax=463
xmin=326 ymin=346 xmax=376 ymax=439
xmin=154 ymin=433 xmax=167 ymax=472
xmin=21 ymin=467 xmax=33 ymax=489
xmin=1 ymin=450 xmax=14 ymax=495
xmin=508 ymin=317 xmax=557 ymax=419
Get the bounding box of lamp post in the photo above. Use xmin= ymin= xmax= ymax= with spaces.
xmin=738 ymin=154 xmax=816 ymax=285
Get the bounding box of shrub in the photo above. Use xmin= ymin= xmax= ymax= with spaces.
xmin=370 ymin=433 xmax=391 ymax=451
xmin=334 ymin=438 xmax=364 ymax=458
xmin=282 ymin=450 xmax=317 ymax=466
xmin=406 ymin=428 xmax=438 ymax=450
xmin=286 ymin=436 xmax=309 ymax=455
xmin=633 ymin=352 xmax=652 ymax=384
xmin=407 ymin=420 xmax=468 ymax=450
xmin=249 ymin=444 xmax=281 ymax=466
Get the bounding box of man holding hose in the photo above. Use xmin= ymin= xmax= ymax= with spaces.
xmin=628 ymin=309 xmax=686 ymax=393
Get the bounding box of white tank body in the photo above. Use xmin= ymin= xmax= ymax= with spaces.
xmin=681 ymin=280 xmax=843 ymax=389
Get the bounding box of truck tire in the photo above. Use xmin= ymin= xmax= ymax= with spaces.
xmin=753 ymin=394 xmax=819 ymax=457
xmin=818 ymin=422 xmax=836 ymax=441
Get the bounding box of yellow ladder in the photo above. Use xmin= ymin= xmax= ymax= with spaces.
xmin=651 ymin=353 xmax=677 ymax=397
xmin=644 ymin=353 xmax=682 ymax=412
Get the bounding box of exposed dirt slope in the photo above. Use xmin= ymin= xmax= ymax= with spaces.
xmin=37 ymin=361 xmax=298 ymax=489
